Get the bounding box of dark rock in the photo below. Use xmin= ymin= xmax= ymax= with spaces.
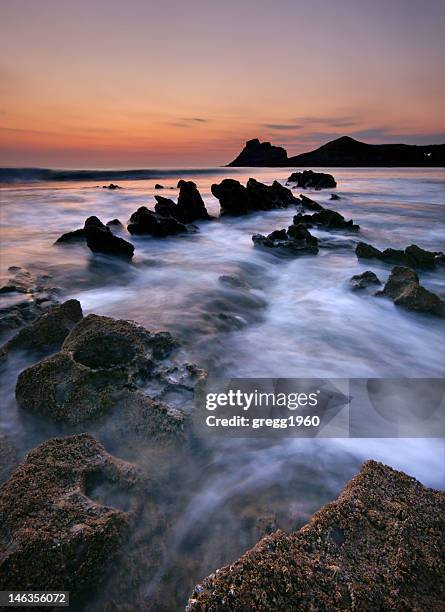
xmin=0 ymin=433 xmax=17 ymax=483
xmin=211 ymin=178 xmax=299 ymax=216
xmin=0 ymin=434 xmax=136 ymax=594
xmin=330 ymin=193 xmax=341 ymax=200
xmin=55 ymin=228 xmax=86 ymax=243
xmin=187 ymin=460 xmax=445 ymax=611
xmin=350 ymin=271 xmax=381 ymax=290
xmin=1 ymin=299 xmax=83 ymax=357
xmin=356 ymin=242 xmax=444 ymax=269
xmin=103 ymin=183 xmax=121 ymax=189
xmin=253 ymin=223 xmax=319 ymax=256
xmin=127 ymin=207 xmax=187 ymax=237
xmin=294 ymin=209 xmax=359 ymax=231
xmin=154 ymin=196 xmax=178 ymax=218
xmin=176 ymin=180 xmax=212 ymax=222
xmin=85 ymin=225 xmax=134 ymax=259
xmin=154 ymin=184 xmax=164 ymax=189
xmin=227 ymin=138 xmax=288 ymax=167
xmin=299 ymin=194 xmax=324 ymax=211
xmin=379 ymin=266 xmax=445 ymax=317
xmin=288 ymin=170 xmax=337 ymax=190
xmin=85 ymin=216 xmax=109 ymax=230
xmin=107 ymin=218 xmax=123 ymax=227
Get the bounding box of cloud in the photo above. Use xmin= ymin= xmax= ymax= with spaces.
xmin=168 ymin=117 xmax=208 ymax=128
xmin=262 ymin=123 xmax=303 ymax=130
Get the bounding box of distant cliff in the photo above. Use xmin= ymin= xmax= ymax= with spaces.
xmin=227 ymin=136 xmax=445 ymax=167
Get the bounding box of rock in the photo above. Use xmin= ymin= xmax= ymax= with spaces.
xmin=330 ymin=193 xmax=341 ymax=200
xmin=294 ymin=209 xmax=359 ymax=231
xmin=154 ymin=196 xmax=179 ymax=218
xmin=299 ymin=194 xmax=324 ymax=211
xmin=349 ymin=271 xmax=381 ymax=290
xmin=287 ymin=170 xmax=337 ymax=189
xmin=211 ymin=178 xmax=299 ymax=216
xmin=176 ymin=180 xmax=212 ymax=222
xmin=227 ymin=138 xmax=288 ymax=167
xmin=0 ymin=434 xmax=136 ymax=595
xmin=107 ymin=218 xmax=123 ymax=227
xmin=127 ymin=206 xmax=188 ymax=237
xmin=187 ymin=460 xmax=445 ymax=611
xmin=1 ymin=299 xmax=83 ymax=357
xmin=0 ymin=433 xmax=17 ymax=483
xmin=85 ymin=224 xmax=134 ymax=259
xmin=103 ymin=183 xmax=121 ymax=189
xmin=356 ymin=242 xmax=444 ymax=269
xmin=15 ymin=313 xmax=204 ymax=430
xmin=252 ymin=223 xmax=319 ymax=256
xmin=154 ymin=184 xmax=164 ymax=189
xmin=55 ymin=228 xmax=86 ymax=243
xmin=378 ymin=266 xmax=445 ymax=317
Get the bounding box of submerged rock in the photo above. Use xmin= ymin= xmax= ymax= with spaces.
xmin=187 ymin=460 xmax=445 ymax=611
xmin=294 ymin=208 xmax=359 ymax=232
xmin=349 ymin=270 xmax=381 ymax=290
xmin=211 ymin=178 xmax=299 ymax=216
xmin=15 ymin=313 xmax=204 ymax=433
xmin=299 ymin=193 xmax=324 ymax=211
xmin=356 ymin=242 xmax=444 ymax=269
xmin=0 ymin=434 xmax=136 ymax=594
xmin=1 ymin=299 xmax=83 ymax=359
xmin=252 ymin=223 xmax=319 ymax=256
xmin=107 ymin=218 xmax=123 ymax=227
xmin=287 ymin=169 xmax=337 ymax=190
xmin=127 ymin=206 xmax=188 ymax=237
xmin=378 ymin=266 xmax=445 ymax=318
xmin=330 ymin=193 xmax=341 ymax=200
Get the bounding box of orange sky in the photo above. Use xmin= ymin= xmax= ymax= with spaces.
xmin=1 ymin=0 xmax=444 ymax=167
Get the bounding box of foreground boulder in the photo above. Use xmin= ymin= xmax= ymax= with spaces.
xmin=127 ymin=206 xmax=187 ymax=237
xmin=252 ymin=223 xmax=319 ymax=256
xmin=154 ymin=180 xmax=211 ymax=224
xmin=287 ymin=170 xmax=337 ymax=190
xmin=0 ymin=434 xmax=136 ymax=594
xmin=378 ymin=267 xmax=445 ymax=318
xmin=1 ymin=299 xmax=82 ymax=359
xmin=294 ymin=208 xmax=359 ymax=232
xmin=356 ymin=242 xmax=444 ymax=269
xmin=187 ymin=460 xmax=445 ymax=611
xmin=56 ymin=216 xmax=134 ymax=258
xmin=15 ymin=313 xmax=204 ymax=433
xmin=211 ymin=178 xmax=298 ymax=216
xmin=349 ymin=271 xmax=381 ymax=290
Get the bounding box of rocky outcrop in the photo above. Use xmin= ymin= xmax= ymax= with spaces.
xmin=211 ymin=178 xmax=298 ymax=216
xmin=252 ymin=223 xmax=319 ymax=256
xmin=187 ymin=460 xmax=445 ymax=611
xmin=154 ymin=183 xmax=164 ymax=189
xmin=56 ymin=216 xmax=134 ymax=258
xmin=356 ymin=242 xmax=444 ymax=269
xmin=287 ymin=170 xmax=337 ymax=190
xmin=227 ymin=139 xmax=288 ymax=167
xmin=378 ymin=267 xmax=445 ymax=317
xmin=0 ymin=434 xmax=136 ymax=595
xmin=15 ymin=313 xmax=204 ymax=433
xmin=1 ymin=299 xmax=82 ymax=359
xmin=299 ymin=194 xmax=324 ymax=211
xmin=127 ymin=206 xmax=188 ymax=237
xmin=349 ymin=271 xmax=381 ymax=290
xmin=103 ymin=183 xmax=121 ymax=189
xmin=294 ymin=209 xmax=359 ymax=232
xmin=176 ymin=180 xmax=212 ymax=222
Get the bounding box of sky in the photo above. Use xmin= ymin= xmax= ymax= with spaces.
xmin=0 ymin=0 xmax=444 ymax=167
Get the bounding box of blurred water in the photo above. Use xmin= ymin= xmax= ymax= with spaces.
xmin=1 ymin=167 xmax=444 ymax=608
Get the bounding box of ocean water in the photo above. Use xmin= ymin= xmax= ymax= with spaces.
xmin=1 ymin=167 xmax=444 ymax=608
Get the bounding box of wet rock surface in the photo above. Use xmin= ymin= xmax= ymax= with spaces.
xmin=15 ymin=313 xmax=205 ymax=432
xmin=0 ymin=299 xmax=83 ymax=360
xmin=356 ymin=242 xmax=444 ymax=269
xmin=211 ymin=178 xmax=298 ymax=216
xmin=253 ymin=223 xmax=319 ymax=256
xmin=153 ymin=180 xmax=211 ymax=224
xmin=127 ymin=206 xmax=188 ymax=237
xmin=287 ymin=169 xmax=337 ymax=190
xmin=349 ymin=271 xmax=381 ymax=290
xmin=0 ymin=434 xmax=137 ymax=596
xmin=298 ymin=193 xmax=324 ymax=211
xmin=294 ymin=208 xmax=359 ymax=232
xmin=378 ymin=266 xmax=445 ymax=318
xmin=56 ymin=216 xmax=134 ymax=258
xmin=187 ymin=460 xmax=445 ymax=611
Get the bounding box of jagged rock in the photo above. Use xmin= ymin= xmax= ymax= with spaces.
xmin=0 ymin=434 xmax=136 ymax=595
xmin=107 ymin=218 xmax=123 ymax=227
xmin=15 ymin=313 xmax=204 ymax=430
xmin=103 ymin=183 xmax=121 ymax=189
xmin=356 ymin=242 xmax=444 ymax=269
xmin=56 ymin=217 xmax=134 ymax=258
xmin=227 ymin=138 xmax=288 ymax=167
xmin=1 ymin=299 xmax=83 ymax=358
xmin=211 ymin=178 xmax=298 ymax=216
xmin=176 ymin=180 xmax=212 ymax=222
xmin=299 ymin=194 xmax=324 ymax=211
xmin=349 ymin=271 xmax=381 ymax=290
xmin=154 ymin=184 xmax=164 ymax=189
xmin=127 ymin=206 xmax=187 ymax=237
xmin=253 ymin=223 xmax=319 ymax=256
xmin=287 ymin=170 xmax=337 ymax=190
xmin=378 ymin=266 xmax=445 ymax=317
xmin=187 ymin=460 xmax=445 ymax=611
xmin=294 ymin=209 xmax=359 ymax=231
